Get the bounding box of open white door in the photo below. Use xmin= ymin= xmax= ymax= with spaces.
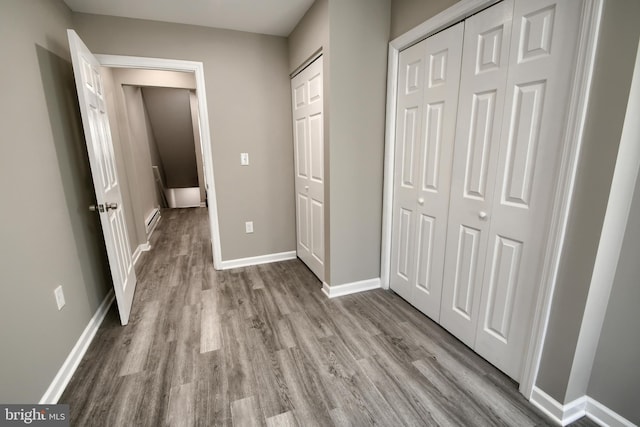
xmin=68 ymin=30 xmax=137 ymax=325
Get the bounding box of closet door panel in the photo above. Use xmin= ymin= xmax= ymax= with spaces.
xmin=390 ymin=42 xmax=426 ymax=302
xmin=413 ymin=22 xmax=464 ymax=319
xmin=474 ymin=0 xmax=583 ymax=380
xmin=440 ymin=0 xmax=514 ymax=347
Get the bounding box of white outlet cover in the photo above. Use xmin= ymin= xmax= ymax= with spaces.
xmin=240 ymin=152 xmax=249 ymax=166
xmin=54 ymin=286 xmax=65 ymax=310
xmin=245 ymin=221 xmax=254 ymax=233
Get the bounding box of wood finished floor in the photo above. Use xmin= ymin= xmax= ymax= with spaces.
xmin=61 ymin=208 xmax=597 ymax=427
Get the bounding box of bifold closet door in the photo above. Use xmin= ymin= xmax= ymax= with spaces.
xmin=390 ymin=23 xmax=464 ymax=320
xmin=292 ymin=56 xmax=325 ymax=281
xmin=440 ymin=0 xmax=583 ymax=380
xmin=472 ymin=0 xmax=583 ymax=379
xmin=440 ymin=0 xmax=515 ymax=351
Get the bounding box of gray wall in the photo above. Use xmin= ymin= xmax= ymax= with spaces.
xmin=327 ymin=0 xmax=390 ymax=286
xmin=73 ymin=13 xmax=296 ymax=261
xmin=0 ymin=0 xmax=112 ymax=402
xmin=288 ymin=0 xmax=331 ymax=279
xmin=535 ymin=0 xmax=640 ymax=402
xmin=588 ymin=165 xmax=640 ymax=424
xmin=288 ymin=0 xmax=390 ymax=287
xmin=390 ymin=0 xmax=460 ymax=39
xmin=101 ymin=67 xmax=141 ymax=251
xmin=122 ymin=86 xmax=161 ymax=227
xmin=141 ymin=87 xmax=199 ymax=189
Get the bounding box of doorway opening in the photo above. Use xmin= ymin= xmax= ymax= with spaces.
xmin=98 ymin=55 xmax=223 ymax=270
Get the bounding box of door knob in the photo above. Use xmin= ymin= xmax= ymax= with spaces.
xmin=417 ymin=197 xmax=425 ymax=205
xmin=106 ymin=202 xmax=118 ymax=211
xmin=478 ymin=211 xmax=488 ymax=220
xmin=89 ymin=204 xmax=104 ymax=212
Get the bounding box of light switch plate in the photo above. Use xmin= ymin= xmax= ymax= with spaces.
xmin=240 ymin=152 xmax=249 ymax=166
xmin=245 ymin=221 xmax=254 ymax=233
xmin=54 ymin=285 xmax=65 ymax=310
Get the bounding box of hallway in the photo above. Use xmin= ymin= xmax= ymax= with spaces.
xmin=60 ymin=208 xmax=591 ymax=426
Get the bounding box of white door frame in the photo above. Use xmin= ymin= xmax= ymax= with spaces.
xmin=96 ymin=54 xmax=223 ymax=270
xmin=380 ymin=0 xmax=604 ymax=398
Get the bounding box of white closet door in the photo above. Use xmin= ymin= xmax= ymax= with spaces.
xmin=390 ymin=23 xmax=464 ymax=320
xmin=292 ymin=56 xmax=325 ymax=281
xmin=474 ymin=0 xmax=583 ymax=379
xmin=440 ymin=0 xmax=515 ymax=347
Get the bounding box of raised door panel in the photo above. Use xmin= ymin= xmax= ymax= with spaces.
xmin=68 ymin=30 xmax=136 ymax=325
xmin=412 ymin=22 xmax=464 ymax=320
xmin=440 ymin=0 xmax=514 ymax=347
xmin=474 ymin=0 xmax=583 ymax=380
xmin=291 ymin=56 xmax=324 ymax=281
xmin=390 ymin=41 xmax=425 ymax=302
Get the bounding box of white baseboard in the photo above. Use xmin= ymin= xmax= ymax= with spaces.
xmin=530 ymin=386 xmax=634 ymax=427
xmin=322 ymin=278 xmax=381 ymax=299
xmin=586 ymin=397 xmax=636 ymax=427
xmin=40 ymin=290 xmax=115 ymax=404
xmin=132 ymin=242 xmax=151 ymax=265
xmin=218 ymin=251 xmax=297 ymax=270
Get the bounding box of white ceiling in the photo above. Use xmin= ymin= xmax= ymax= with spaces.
xmin=63 ymin=0 xmax=315 ymax=37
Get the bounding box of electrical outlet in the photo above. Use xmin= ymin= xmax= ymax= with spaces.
xmin=245 ymin=221 xmax=254 ymax=233
xmin=54 ymin=286 xmax=65 ymax=310
xmin=240 ymin=152 xmax=249 ymax=166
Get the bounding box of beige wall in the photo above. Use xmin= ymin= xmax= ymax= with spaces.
xmin=535 ymin=0 xmax=640 ymax=402
xmin=0 ymin=0 xmax=112 ymax=402
xmin=390 ymin=0 xmax=461 ymax=39
xmin=73 ymin=13 xmax=296 ymax=261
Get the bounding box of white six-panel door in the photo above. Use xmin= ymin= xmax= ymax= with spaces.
xmin=68 ymin=30 xmax=137 ymax=325
xmin=391 ymin=0 xmax=583 ymax=381
xmin=291 ymin=57 xmax=325 ymax=281
xmin=473 ymin=0 xmax=582 ymax=379
xmin=440 ymin=0 xmax=515 ymax=350
xmin=390 ymin=23 xmax=464 ymax=320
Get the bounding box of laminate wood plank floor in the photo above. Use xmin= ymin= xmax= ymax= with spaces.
xmin=60 ymin=208 xmax=597 ymax=427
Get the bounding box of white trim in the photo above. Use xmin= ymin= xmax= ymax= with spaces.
xmin=322 ymin=278 xmax=381 ymax=299
xmin=520 ymin=0 xmax=604 ymax=398
xmin=132 ymin=242 xmax=151 ymax=265
xmin=40 ymin=290 xmax=115 ymax=404
xmin=218 ymin=251 xmax=297 ymax=270
xmin=586 ymin=397 xmax=636 ymax=427
xmin=95 ymin=54 xmax=223 ymax=271
xmin=380 ymin=0 xmax=604 ymax=398
xmin=529 ymin=387 xmax=635 ymax=427
xmin=530 ymin=387 xmax=586 ymax=426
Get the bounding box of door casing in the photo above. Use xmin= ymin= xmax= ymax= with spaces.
xmin=380 ymin=0 xmax=604 ymax=398
xmin=96 ymin=54 xmax=223 ymax=271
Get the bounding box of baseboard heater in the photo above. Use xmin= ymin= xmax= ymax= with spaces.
xmin=145 ymin=208 xmax=161 ymax=236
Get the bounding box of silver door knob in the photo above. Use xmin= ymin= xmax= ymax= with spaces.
xmin=478 ymin=211 xmax=488 ymax=220
xmin=89 ymin=204 xmax=104 ymax=212
xmin=106 ymin=202 xmax=118 ymax=211
xmin=417 ymin=197 xmax=425 ymax=205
